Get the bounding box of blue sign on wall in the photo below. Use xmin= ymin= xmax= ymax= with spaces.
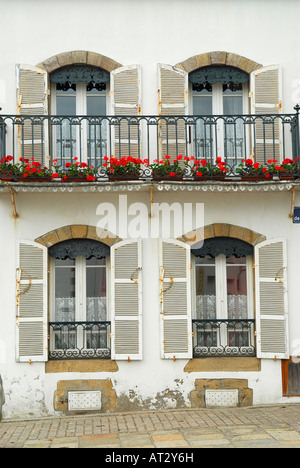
xmin=293 ymin=207 xmax=300 ymax=223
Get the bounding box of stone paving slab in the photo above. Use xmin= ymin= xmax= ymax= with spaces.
xmin=1 ymin=404 xmax=300 ymax=449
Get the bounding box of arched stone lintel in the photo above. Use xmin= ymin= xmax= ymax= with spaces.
xmin=175 ymin=51 xmax=262 ymax=75
xmin=35 ymin=225 xmax=122 ymax=249
xmin=178 ymin=223 xmax=266 ymax=247
xmin=36 ymin=50 xmax=123 ymax=74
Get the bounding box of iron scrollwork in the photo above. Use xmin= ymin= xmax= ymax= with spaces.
xmin=49 ymin=239 xmax=110 ymax=260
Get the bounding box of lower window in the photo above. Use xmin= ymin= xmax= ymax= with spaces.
xmin=192 ymin=239 xmax=256 ymax=357
xmin=49 ymin=241 xmax=111 ymax=359
xmin=282 ymin=359 xmax=300 ymax=396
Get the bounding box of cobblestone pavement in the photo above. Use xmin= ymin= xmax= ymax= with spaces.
xmin=1 ymin=404 xmax=300 ymax=449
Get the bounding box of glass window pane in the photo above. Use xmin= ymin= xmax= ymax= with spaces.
xmin=195 ymin=255 xmax=215 ymax=265
xmin=87 ymin=89 xmax=107 ymax=164
xmin=55 ymin=261 xmax=75 ymax=322
xmin=226 ymin=254 xmax=246 ymax=265
xmin=193 ymin=91 xmax=213 ymax=160
xmin=56 ymin=89 xmax=76 ymax=115
xmin=55 ymin=258 xmax=76 ymax=267
xmin=55 ymin=87 xmax=77 ymax=163
xmin=223 ymin=95 xmax=243 ymax=115
xmin=86 ymin=265 xmax=107 ymax=321
xmin=193 ymin=95 xmax=213 ymax=116
xmin=86 ymin=257 xmax=106 ymax=266
xmin=226 ymin=261 xmax=248 ymax=319
xmin=195 ymin=262 xmax=216 ymax=320
xmin=87 ymin=95 xmax=106 ymax=116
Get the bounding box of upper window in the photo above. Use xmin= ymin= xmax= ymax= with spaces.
xmin=192 ymin=237 xmax=255 ymax=357
xmin=50 ymin=65 xmax=110 ymax=167
xmin=189 ymin=66 xmax=249 ymax=166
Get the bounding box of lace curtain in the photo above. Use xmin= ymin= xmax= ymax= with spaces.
xmin=55 ymin=297 xmax=107 ymax=322
xmin=196 ymin=295 xmax=248 ymax=319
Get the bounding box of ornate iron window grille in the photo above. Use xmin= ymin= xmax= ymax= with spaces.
xmin=192 ymin=319 xmax=256 ymax=357
xmin=49 ymin=321 xmax=111 ymax=360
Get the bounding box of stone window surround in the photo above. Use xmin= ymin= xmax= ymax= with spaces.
xmin=36 ymin=49 xmax=262 ymax=79
xmin=178 ymin=223 xmax=266 ymax=248
xmin=35 ymin=222 xmax=265 ymax=250
xmin=37 ymin=223 xmax=265 ymax=374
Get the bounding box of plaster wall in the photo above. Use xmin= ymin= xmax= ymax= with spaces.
xmin=0 ymin=187 xmax=299 ymax=418
xmin=0 ymin=0 xmax=300 ymax=114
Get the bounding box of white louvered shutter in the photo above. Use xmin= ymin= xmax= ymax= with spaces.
xmin=159 ymin=239 xmax=192 ymax=359
xmin=16 ymin=241 xmax=48 ymax=362
xmin=110 ymin=65 xmax=142 ymax=158
xmin=255 ymin=238 xmax=289 ymax=359
xmin=158 ymin=64 xmax=188 ymax=160
xmin=16 ymin=64 xmax=49 ymax=165
xmin=250 ymin=65 xmax=283 ymax=164
xmin=111 ymin=239 xmax=142 ymax=360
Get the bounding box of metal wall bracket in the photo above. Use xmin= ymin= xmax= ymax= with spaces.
xmin=9 ymin=188 xmax=18 ymax=219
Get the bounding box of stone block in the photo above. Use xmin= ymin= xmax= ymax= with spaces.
xmin=190 ymin=390 xmax=205 ymax=408
xmin=239 ymin=57 xmax=262 ymax=74
xmin=213 ymin=223 xmax=230 ymax=237
xmin=100 ymin=55 xmax=121 ymax=72
xmin=41 ymin=230 xmax=59 ymax=247
xmin=229 ymin=224 xmax=244 ymax=240
xmin=226 ymin=53 xmax=242 ymax=69
xmin=87 ymin=52 xmax=103 ymax=67
xmin=180 ymin=56 xmax=199 ymax=73
xmin=242 ymin=228 xmax=261 ymax=245
xmin=41 ymin=55 xmax=60 ymax=73
xmin=204 ymin=224 xmax=214 ymax=239
xmin=71 ymin=225 xmax=88 ymax=239
xmin=184 ymin=228 xmax=204 ymax=246
xmin=240 ymin=388 xmax=253 ymax=407
xmin=71 ymin=50 xmax=88 ymax=65
xmin=196 ymin=52 xmax=212 ymax=68
xmin=210 ymin=51 xmax=227 ymax=65
xmin=57 ymin=51 xmax=73 ymax=68
xmin=191 ymin=378 xmax=253 ymax=408
xmin=57 ymin=225 xmax=72 ymax=242
xmin=54 ymin=379 xmax=117 ymax=413
xmin=87 ymin=225 xmax=100 ymax=241
xmin=45 ymin=360 xmax=118 ymax=373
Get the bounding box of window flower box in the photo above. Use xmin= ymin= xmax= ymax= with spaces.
xmin=103 ymin=155 xmax=146 ymax=181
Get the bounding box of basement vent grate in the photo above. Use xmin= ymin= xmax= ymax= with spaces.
xmin=68 ymin=391 xmax=102 ymax=411
xmin=205 ymin=389 xmax=239 ymax=408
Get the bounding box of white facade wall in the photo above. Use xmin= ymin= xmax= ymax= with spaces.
xmin=0 ymin=0 xmax=300 ymax=418
xmin=0 ymin=187 xmax=299 ymax=418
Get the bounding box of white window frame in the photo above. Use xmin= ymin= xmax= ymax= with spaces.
xmin=50 ymin=81 xmax=109 ymax=163
xmin=192 ymin=253 xmax=254 ymax=355
xmin=190 ymin=81 xmax=250 ymax=161
xmin=49 ymin=255 xmax=110 ymax=355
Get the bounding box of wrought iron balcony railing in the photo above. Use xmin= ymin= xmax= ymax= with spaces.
xmin=0 ymin=109 xmax=300 ymax=179
xmin=192 ymin=319 xmax=256 ymax=357
xmin=49 ymin=321 xmax=111 ymax=360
